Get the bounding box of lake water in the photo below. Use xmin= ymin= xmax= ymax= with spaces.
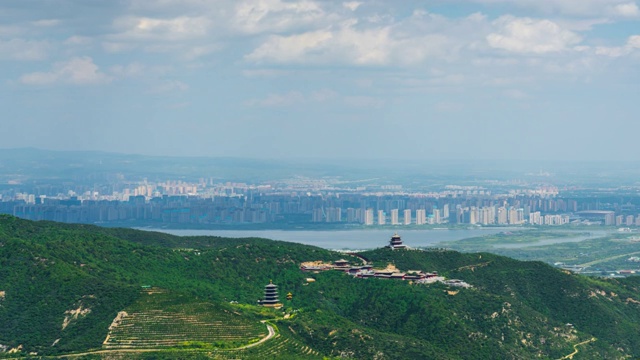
xmin=139 ymin=228 xmax=601 ymax=250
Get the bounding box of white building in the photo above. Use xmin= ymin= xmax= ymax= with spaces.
xmin=403 ymin=209 xmax=411 ymax=225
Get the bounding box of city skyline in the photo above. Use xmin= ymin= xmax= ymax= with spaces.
xmin=0 ymin=1 xmax=639 ymax=161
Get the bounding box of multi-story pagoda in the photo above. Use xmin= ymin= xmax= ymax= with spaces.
xmin=388 ymin=233 xmax=407 ymax=249
xmin=259 ymin=280 xmax=282 ymax=308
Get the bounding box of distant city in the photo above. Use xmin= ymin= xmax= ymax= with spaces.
xmin=2 ymin=172 xmax=639 ymax=228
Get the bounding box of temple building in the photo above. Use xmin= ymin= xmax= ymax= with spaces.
xmin=388 ymin=233 xmax=407 ymax=249
xmin=259 ymin=280 xmax=282 ymax=308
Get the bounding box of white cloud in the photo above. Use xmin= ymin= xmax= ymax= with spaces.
xmin=31 ymin=19 xmax=61 ymax=27
xmin=487 ymin=16 xmax=581 ymax=54
xmin=245 ymin=29 xmax=333 ymax=63
xmin=111 ymin=16 xmax=211 ymax=41
xmin=109 ymin=63 xmax=146 ymax=77
xmin=628 ymin=35 xmax=640 ymax=48
xmin=102 ymin=41 xmax=136 ymax=53
xmin=343 ymin=2 xmax=362 ymax=11
xmin=471 ymin=0 xmax=640 ymax=17
xmin=242 ymin=69 xmax=292 ymax=77
xmin=609 ymin=2 xmax=640 ymax=16
xmin=0 ymin=25 xmax=24 ymax=37
xmin=233 ymin=0 xmax=329 ymax=34
xmin=20 ymin=56 xmax=111 ymax=85
xmin=64 ymin=36 xmax=93 ymax=46
xmin=594 ymin=34 xmax=640 ymax=56
xmin=0 ymin=39 xmax=49 ymax=61
xmin=595 ymin=46 xmax=629 ymax=57
xmin=181 ymin=44 xmax=220 ymax=60
xmin=245 ymin=16 xmax=457 ymax=66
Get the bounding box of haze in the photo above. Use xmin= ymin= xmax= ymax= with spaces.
xmin=1 ymin=0 xmax=639 ymax=161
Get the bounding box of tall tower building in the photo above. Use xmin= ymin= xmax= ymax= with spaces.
xmin=378 ymin=210 xmax=386 ymax=225
xmin=259 ymin=281 xmax=282 ymax=308
xmin=433 ymin=209 xmax=441 ymax=224
xmin=403 ymin=209 xmax=411 ymax=225
xmin=497 ymin=207 xmax=507 ymax=225
xmin=364 ymin=208 xmax=374 ymax=225
xmin=346 ymin=208 xmax=356 ymax=223
xmin=390 ymin=209 xmax=399 ymax=225
xmin=416 ymin=209 xmax=426 ymax=225
xmin=469 ymin=207 xmax=477 ymax=225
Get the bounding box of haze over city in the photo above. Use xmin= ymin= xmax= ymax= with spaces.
xmin=1 ymin=0 xmax=639 ymax=161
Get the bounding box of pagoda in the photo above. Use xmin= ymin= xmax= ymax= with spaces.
xmin=259 ymin=280 xmax=282 ymax=308
xmin=388 ymin=233 xmax=407 ymax=249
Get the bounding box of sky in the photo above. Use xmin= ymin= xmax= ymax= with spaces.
xmin=0 ymin=0 xmax=639 ymax=161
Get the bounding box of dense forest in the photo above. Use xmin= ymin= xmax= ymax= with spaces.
xmin=2 ymin=215 xmax=640 ymax=359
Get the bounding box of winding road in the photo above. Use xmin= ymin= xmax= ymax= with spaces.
xmin=558 ymin=337 xmax=596 ymax=360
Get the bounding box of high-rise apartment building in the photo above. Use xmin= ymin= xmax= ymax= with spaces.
xmin=403 ymin=209 xmax=411 ymax=225
xmin=312 ymin=208 xmax=324 ymax=222
xmin=605 ymin=213 xmax=615 ymax=226
xmin=469 ymin=207 xmax=477 ymax=225
xmin=390 ymin=209 xmax=399 ymax=225
xmin=378 ymin=210 xmax=386 ymax=225
xmin=497 ymin=207 xmax=507 ymax=225
xmin=416 ymin=209 xmax=426 ymax=225
xmin=626 ymin=215 xmax=634 ymax=226
xmin=325 ymin=207 xmax=341 ymax=222
xmin=346 ymin=208 xmax=356 ymax=223
xmin=364 ymin=208 xmax=374 ymax=225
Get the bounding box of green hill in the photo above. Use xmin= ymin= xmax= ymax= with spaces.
xmin=2 ymin=215 xmax=640 ymax=359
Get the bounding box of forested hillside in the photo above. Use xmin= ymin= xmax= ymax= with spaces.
xmin=2 ymin=215 xmax=640 ymax=359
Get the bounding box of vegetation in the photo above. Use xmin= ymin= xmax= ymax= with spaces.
xmin=104 ymin=290 xmax=266 ymax=350
xmin=444 ymin=230 xmax=640 ymax=273
xmin=3 ymin=215 xmax=640 ymax=359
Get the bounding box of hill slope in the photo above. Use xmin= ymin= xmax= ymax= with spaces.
xmin=1 ymin=216 xmax=640 ymax=359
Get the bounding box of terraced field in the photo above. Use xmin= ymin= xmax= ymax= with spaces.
xmin=226 ymin=324 xmax=322 ymax=359
xmin=104 ymin=290 xmax=267 ymax=350
xmin=78 ymin=326 xmax=323 ymax=359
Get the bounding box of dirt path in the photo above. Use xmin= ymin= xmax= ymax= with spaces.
xmin=236 ymin=323 xmax=275 ymax=349
xmin=558 ymin=337 xmax=596 ymax=360
xmin=347 ymin=252 xmax=369 ymax=265
xmin=57 ymin=323 xmax=276 ymax=358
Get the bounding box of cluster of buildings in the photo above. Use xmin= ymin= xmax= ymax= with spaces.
xmin=300 ymin=258 xmax=442 ymax=282
xmin=578 ymin=211 xmax=640 ymax=226
xmin=360 ymin=206 xmax=571 ymax=226
xmin=3 ymin=175 xmax=640 ymax=228
xmin=528 ymin=212 xmax=571 ymax=226
xmin=299 ymin=234 xmax=472 ymax=287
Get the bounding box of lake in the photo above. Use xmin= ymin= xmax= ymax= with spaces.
xmin=139 ymin=227 xmax=587 ymax=250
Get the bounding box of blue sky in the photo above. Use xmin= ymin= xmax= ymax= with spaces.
xmin=1 ymin=0 xmax=639 ymax=161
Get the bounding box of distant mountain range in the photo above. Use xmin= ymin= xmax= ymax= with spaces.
xmin=2 ymin=216 xmax=640 ymax=358
xmin=2 ymin=147 xmax=640 ymax=185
